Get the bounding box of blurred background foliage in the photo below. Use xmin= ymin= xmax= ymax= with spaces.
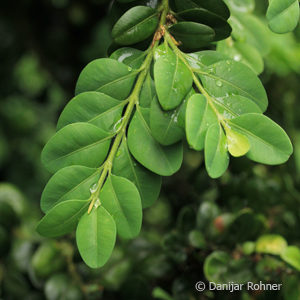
xmin=0 ymin=0 xmax=300 ymax=299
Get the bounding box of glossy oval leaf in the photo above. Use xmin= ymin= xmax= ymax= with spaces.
xmin=41 ymin=166 xmax=100 ymax=213
xmin=41 ymin=123 xmax=111 ymax=173
xmin=186 ymin=94 xmax=218 ymax=150
xmin=229 ymin=113 xmax=293 ymax=164
xmin=113 ymin=139 xmax=161 ymax=208
xmin=150 ymin=96 xmax=185 ymax=145
xmin=199 ymin=60 xmax=268 ymax=112
xmin=128 ymin=108 xmax=183 ymax=176
xmin=76 ymin=207 xmax=116 ymax=269
xmin=75 ymin=58 xmax=138 ymax=99
xmin=57 ymin=92 xmax=124 ymax=132
xmin=37 ymin=200 xmax=89 ymax=238
xmin=267 ymin=0 xmax=299 ymax=34
xmin=101 ymin=175 xmax=142 ymax=239
xmin=187 ymin=50 xmax=228 ymax=70
xmin=169 ymin=22 xmax=215 ymax=50
xmin=176 ymin=8 xmax=232 ymax=41
xmin=154 ymin=45 xmax=193 ymax=110
xmin=112 ymin=6 xmax=159 ymax=45
xmin=139 ymin=73 xmax=156 ymax=108
xmin=175 ymin=0 xmax=230 ymax=20
xmin=205 ymin=123 xmax=229 ymax=178
xmin=110 ymin=47 xmax=145 ymax=69
xmin=212 ymin=94 xmax=262 ymax=119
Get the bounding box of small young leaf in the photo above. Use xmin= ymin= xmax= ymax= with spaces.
xmin=101 ymin=175 xmax=142 ymax=239
xmin=41 ymin=123 xmax=111 ymax=173
xmin=229 ymin=113 xmax=293 ymax=164
xmin=110 ymin=47 xmax=145 ymax=69
xmin=112 ymin=6 xmax=159 ymax=45
xmin=225 ymin=126 xmax=250 ymax=157
xmin=169 ymin=22 xmax=215 ymax=50
xmin=75 ymin=58 xmax=138 ymax=99
xmin=186 ymin=94 xmax=218 ymax=150
xmin=212 ymin=95 xmax=262 ymax=119
xmin=41 ymin=166 xmax=100 ymax=213
xmin=113 ymin=139 xmax=162 ymax=208
xmin=199 ymin=60 xmax=268 ymax=112
xmin=205 ymin=123 xmax=229 ymax=178
xmin=154 ymin=45 xmax=193 ymax=110
xmin=57 ymin=92 xmax=124 ymax=132
xmin=267 ymin=0 xmax=299 ymax=34
xmin=150 ymin=96 xmax=185 ymax=146
xmin=128 ymin=108 xmax=183 ymax=176
xmin=37 ymin=200 xmax=89 ymax=237
xmin=76 ymin=207 xmax=116 ymax=269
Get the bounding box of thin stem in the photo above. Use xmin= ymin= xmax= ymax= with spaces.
xmin=88 ymin=0 xmax=170 ymax=213
xmin=164 ymin=31 xmax=227 ymax=127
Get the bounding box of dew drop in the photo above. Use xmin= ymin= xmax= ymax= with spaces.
xmin=94 ymin=198 xmax=101 ymax=208
xmin=90 ymin=183 xmax=98 ymax=194
xmin=216 ymin=80 xmax=223 ymax=87
xmin=128 ymin=67 xmax=132 ymax=72
xmin=233 ymin=54 xmax=241 ymax=62
xmin=113 ymin=117 xmax=124 ymax=132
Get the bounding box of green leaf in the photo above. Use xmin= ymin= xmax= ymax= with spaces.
xmin=229 ymin=113 xmax=293 ymax=164
xmin=176 ymin=8 xmax=232 ymax=41
xmin=199 ymin=60 xmax=268 ymax=112
xmin=41 ymin=123 xmax=111 ymax=173
xmin=267 ymin=0 xmax=299 ymax=34
xmin=187 ymin=50 xmax=228 ymax=69
xmin=224 ymin=126 xmax=250 ymax=157
xmin=57 ymin=92 xmax=124 ymax=132
xmin=205 ymin=123 xmax=229 ymax=178
xmin=229 ymin=13 xmax=271 ymax=56
xmin=139 ymin=73 xmax=156 ymax=108
xmin=212 ymin=95 xmax=262 ymax=119
xmin=280 ymin=246 xmax=300 ymax=271
xmin=112 ymin=6 xmax=159 ymax=45
xmin=110 ymin=47 xmax=145 ymax=69
xmin=256 ymin=234 xmax=288 ymax=255
xmin=186 ymin=94 xmax=218 ymax=150
xmin=76 ymin=207 xmax=116 ymax=268
xmin=75 ymin=58 xmax=138 ymax=100
xmin=150 ymin=96 xmax=185 ymax=145
xmin=37 ymin=200 xmax=89 ymax=237
xmin=169 ymin=22 xmax=215 ymax=50
xmin=175 ymin=0 xmax=230 ymax=20
xmin=128 ymin=108 xmax=183 ymax=176
xmin=204 ymin=251 xmax=252 ymax=284
xmin=217 ymin=40 xmax=264 ymax=74
xmin=113 ymin=139 xmax=161 ymax=208
xmin=154 ymin=45 xmax=193 ymax=110
xmin=41 ymin=166 xmax=100 ymax=213
xmin=224 ymin=0 xmax=255 ymax=13
xmin=100 ymin=175 xmax=142 ymax=239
